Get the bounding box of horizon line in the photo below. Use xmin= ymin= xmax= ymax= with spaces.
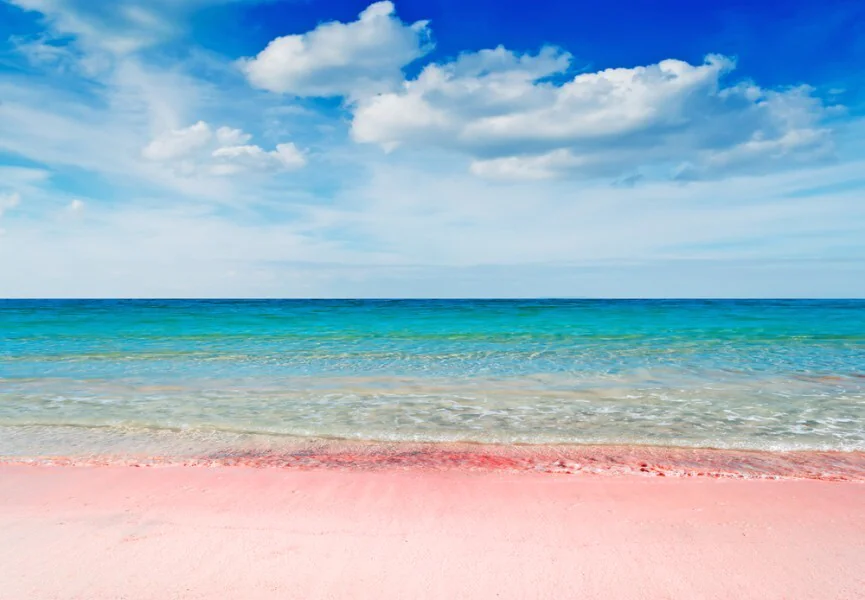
xmin=2 ymin=297 xmax=864 ymax=302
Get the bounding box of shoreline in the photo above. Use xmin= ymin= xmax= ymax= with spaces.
xmin=4 ymin=441 xmax=865 ymax=481
xmin=2 ymin=463 xmax=864 ymax=599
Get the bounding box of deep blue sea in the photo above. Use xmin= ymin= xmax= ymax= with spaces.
xmin=1 ymin=300 xmax=863 ymax=457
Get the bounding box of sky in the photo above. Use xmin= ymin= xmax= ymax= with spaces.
xmin=0 ymin=0 xmax=864 ymax=298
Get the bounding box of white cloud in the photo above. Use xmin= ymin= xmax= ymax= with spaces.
xmin=351 ymin=49 xmax=834 ymax=180
xmin=66 ymin=199 xmax=85 ymax=214
xmin=142 ymin=121 xmax=307 ymax=176
xmin=142 ymin=120 xmax=212 ymax=161
xmin=240 ymin=1 xmax=432 ymax=98
xmin=468 ymin=149 xmax=586 ymax=181
xmin=212 ymin=142 xmax=306 ymax=170
xmin=0 ymin=192 xmax=22 ymax=218
xmin=0 ymin=2 xmax=313 ymax=207
xmin=215 ymin=126 xmax=252 ymax=147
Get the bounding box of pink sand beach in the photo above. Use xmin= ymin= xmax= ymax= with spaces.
xmin=2 ymin=458 xmax=864 ymax=599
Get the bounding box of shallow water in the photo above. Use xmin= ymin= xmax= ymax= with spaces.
xmin=1 ymin=299 xmax=864 ymax=457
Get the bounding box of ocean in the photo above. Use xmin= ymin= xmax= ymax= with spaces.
xmin=1 ymin=299 xmax=864 ymax=461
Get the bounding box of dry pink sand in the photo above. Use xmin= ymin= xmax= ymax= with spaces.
xmin=1 ymin=465 xmax=864 ymax=600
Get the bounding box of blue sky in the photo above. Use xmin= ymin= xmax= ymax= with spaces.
xmin=0 ymin=0 xmax=863 ymax=297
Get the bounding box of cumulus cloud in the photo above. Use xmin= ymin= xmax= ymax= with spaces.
xmin=142 ymin=121 xmax=213 ymax=162
xmin=240 ymin=1 xmax=432 ymax=98
xmin=142 ymin=121 xmax=306 ymax=176
xmin=350 ymin=48 xmax=834 ymax=180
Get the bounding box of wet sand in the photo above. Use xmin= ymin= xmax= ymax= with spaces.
xmin=1 ymin=464 xmax=863 ymax=599
xmin=6 ymin=441 xmax=865 ymax=480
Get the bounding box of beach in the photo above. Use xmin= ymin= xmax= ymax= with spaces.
xmin=3 ymin=0 xmax=865 ymax=592
xmin=2 ymin=463 xmax=864 ymax=600
xmin=2 ymin=300 xmax=864 ymax=598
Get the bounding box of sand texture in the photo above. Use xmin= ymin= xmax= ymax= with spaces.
xmin=1 ymin=465 xmax=864 ymax=599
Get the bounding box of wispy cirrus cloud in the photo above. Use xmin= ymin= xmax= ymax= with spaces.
xmin=0 ymin=191 xmax=21 ymax=219
xmin=6 ymin=0 xmax=264 ymax=53
xmin=0 ymin=0 xmax=312 ymax=205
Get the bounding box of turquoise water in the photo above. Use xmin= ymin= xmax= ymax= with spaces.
xmin=1 ymin=300 xmax=864 ymax=456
